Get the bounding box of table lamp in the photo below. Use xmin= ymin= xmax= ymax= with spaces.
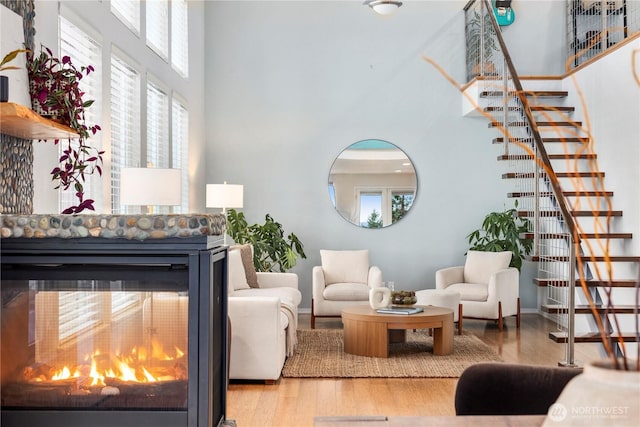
xmin=120 ymin=167 xmax=182 ymax=212
xmin=206 ymin=182 xmax=244 ymax=244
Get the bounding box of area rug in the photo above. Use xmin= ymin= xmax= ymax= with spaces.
xmin=282 ymin=328 xmax=502 ymax=378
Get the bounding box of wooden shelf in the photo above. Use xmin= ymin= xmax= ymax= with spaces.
xmin=0 ymin=102 xmax=78 ymax=140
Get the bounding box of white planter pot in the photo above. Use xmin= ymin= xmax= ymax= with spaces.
xmin=543 ymin=359 xmax=640 ymax=426
xmin=29 ymin=79 xmax=63 ymax=118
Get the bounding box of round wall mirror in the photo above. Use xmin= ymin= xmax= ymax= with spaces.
xmin=328 ymin=139 xmax=417 ymax=228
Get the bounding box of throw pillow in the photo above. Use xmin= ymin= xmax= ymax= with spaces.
xmin=228 ymin=248 xmax=250 ymax=291
xmin=230 ymin=244 xmax=259 ymax=288
xmin=320 ymin=249 xmax=369 ymax=285
xmin=464 ymin=250 xmax=512 ymax=284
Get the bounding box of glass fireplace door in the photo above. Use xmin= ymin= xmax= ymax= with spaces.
xmin=1 ymin=260 xmax=190 ymax=412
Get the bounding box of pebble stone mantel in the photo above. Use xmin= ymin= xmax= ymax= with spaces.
xmin=0 ymin=213 xmax=226 ymax=240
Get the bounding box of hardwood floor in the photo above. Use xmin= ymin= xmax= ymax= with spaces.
xmin=226 ymin=313 xmax=603 ymax=427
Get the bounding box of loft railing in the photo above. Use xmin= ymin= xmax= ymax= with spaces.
xmin=568 ymin=0 xmax=640 ymax=69
xmin=464 ymin=0 xmax=581 ymax=366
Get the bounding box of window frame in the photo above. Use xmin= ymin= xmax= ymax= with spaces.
xmin=355 ymin=186 xmax=415 ymax=227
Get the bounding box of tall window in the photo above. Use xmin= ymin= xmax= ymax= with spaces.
xmin=171 ymin=0 xmax=189 ymax=77
xmin=110 ymin=53 xmax=141 ymax=214
xmin=172 ymin=99 xmax=189 ymax=212
xmin=56 ymin=1 xmax=190 ymax=215
xmin=59 ymin=16 xmax=102 ymax=213
xmin=146 ymin=80 xmax=170 ymax=212
xmin=146 ymin=0 xmax=169 ymax=59
xmin=147 ymin=81 xmax=170 ymax=169
xmin=110 ymin=0 xmax=140 ymax=35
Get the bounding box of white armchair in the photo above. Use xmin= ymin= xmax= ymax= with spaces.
xmin=311 ymin=249 xmax=383 ymax=328
xmin=435 ymin=250 xmax=520 ymax=332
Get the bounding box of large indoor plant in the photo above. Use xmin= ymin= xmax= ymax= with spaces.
xmin=225 ymin=209 xmax=306 ymax=272
xmin=466 ymin=201 xmax=533 ymax=271
xmin=26 ymin=44 xmax=103 ymax=214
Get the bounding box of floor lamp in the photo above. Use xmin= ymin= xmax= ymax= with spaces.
xmin=206 ymin=182 xmax=244 ymax=245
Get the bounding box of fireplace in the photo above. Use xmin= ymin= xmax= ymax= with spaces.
xmin=1 ymin=234 xmax=228 ymax=427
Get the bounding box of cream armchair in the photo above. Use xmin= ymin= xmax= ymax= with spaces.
xmin=435 ymin=250 xmax=520 ymax=332
xmin=311 ymin=249 xmax=383 ymax=328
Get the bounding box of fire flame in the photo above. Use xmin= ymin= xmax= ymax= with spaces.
xmin=38 ymin=339 xmax=184 ymax=386
xmin=51 ymin=366 xmax=79 ymax=381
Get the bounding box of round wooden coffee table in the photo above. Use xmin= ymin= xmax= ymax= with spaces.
xmin=341 ymin=305 xmax=454 ymax=358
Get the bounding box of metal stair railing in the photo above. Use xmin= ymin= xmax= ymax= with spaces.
xmin=464 ymin=0 xmax=581 ymax=366
xmin=567 ymin=0 xmax=640 ymax=69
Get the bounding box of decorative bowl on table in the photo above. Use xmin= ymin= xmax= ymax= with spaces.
xmin=391 ymin=290 xmax=417 ymax=306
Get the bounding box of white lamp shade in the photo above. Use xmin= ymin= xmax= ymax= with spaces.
xmin=120 ymin=168 xmax=182 ymax=206
xmin=206 ymin=183 xmax=244 ymax=209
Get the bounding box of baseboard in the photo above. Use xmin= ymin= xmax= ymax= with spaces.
xmin=298 ymin=307 xmax=311 ymax=314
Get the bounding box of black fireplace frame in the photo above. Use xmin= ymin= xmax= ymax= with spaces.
xmin=0 ymin=236 xmax=228 ymax=427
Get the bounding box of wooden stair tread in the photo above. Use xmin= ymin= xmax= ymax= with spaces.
xmin=531 ymin=105 xmax=575 ymax=112
xmin=484 ymin=106 xmax=575 ymax=112
xmin=493 ymin=137 xmax=589 ymax=143
xmin=535 ymin=278 xmax=638 ymax=287
xmin=509 ymin=191 xmax=614 ymax=197
xmin=529 ymin=255 xmax=640 ymax=262
xmin=549 ymin=331 xmax=639 ymax=343
xmin=542 ymin=304 xmax=638 ymax=314
xmin=498 ymin=154 xmax=597 ymax=161
xmin=502 ymin=171 xmax=605 ymax=179
xmin=578 ymin=255 xmax=639 ymax=262
xmin=523 ymin=232 xmax=632 ymax=240
xmin=480 ymin=90 xmax=568 ymax=98
xmin=517 ymin=210 xmax=622 ymax=217
xmin=489 ymin=121 xmax=582 ymax=128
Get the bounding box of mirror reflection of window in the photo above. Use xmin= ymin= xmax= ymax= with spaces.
xmin=392 ymin=191 xmax=414 ymax=224
xmin=329 ymin=140 xmax=417 ymax=228
xmin=359 ymin=192 xmax=383 ymax=228
xmin=328 ymin=182 xmax=336 ymax=207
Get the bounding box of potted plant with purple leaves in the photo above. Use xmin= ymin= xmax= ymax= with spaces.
xmin=26 ymin=44 xmax=103 ymax=214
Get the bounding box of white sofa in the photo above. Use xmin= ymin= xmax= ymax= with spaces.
xmin=227 ymin=244 xmax=301 ymax=382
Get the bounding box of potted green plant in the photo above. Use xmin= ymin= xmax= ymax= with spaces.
xmin=225 ymin=209 xmax=306 ymax=272
xmin=466 ymin=201 xmax=533 ymax=271
xmin=26 ymin=44 xmax=103 ymax=214
xmin=0 ymin=48 xmax=28 ymax=102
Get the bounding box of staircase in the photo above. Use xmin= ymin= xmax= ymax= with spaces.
xmin=456 ymin=0 xmax=639 ymax=365
xmin=482 ymin=86 xmax=639 ymax=354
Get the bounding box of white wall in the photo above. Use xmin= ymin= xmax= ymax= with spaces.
xmin=500 ymin=0 xmax=567 ymax=75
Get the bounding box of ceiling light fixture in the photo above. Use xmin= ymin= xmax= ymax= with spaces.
xmin=364 ymin=0 xmax=402 ymax=16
